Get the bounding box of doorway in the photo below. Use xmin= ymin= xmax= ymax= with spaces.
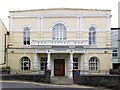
xmin=54 ymin=59 xmax=65 ymax=76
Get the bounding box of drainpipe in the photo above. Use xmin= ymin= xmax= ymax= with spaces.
xmin=0 ymin=31 xmax=9 ymax=65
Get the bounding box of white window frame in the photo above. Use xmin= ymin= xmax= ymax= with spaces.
xmin=73 ymin=58 xmax=78 ymax=70
xmin=52 ymin=23 xmax=66 ymax=40
xmin=21 ymin=57 xmax=30 ymax=71
xmin=23 ymin=26 xmax=30 ymax=45
xmin=89 ymin=57 xmax=99 ymax=71
xmin=41 ymin=57 xmax=47 ymax=71
xmin=88 ymin=26 xmax=96 ymax=45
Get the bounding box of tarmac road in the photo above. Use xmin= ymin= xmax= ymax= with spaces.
xmin=0 ymin=80 xmax=114 ymax=90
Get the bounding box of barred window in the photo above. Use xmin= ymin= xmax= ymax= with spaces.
xmin=41 ymin=57 xmax=47 ymax=70
xmin=21 ymin=57 xmax=30 ymax=70
xmin=89 ymin=57 xmax=99 ymax=71
xmin=73 ymin=58 xmax=78 ymax=70
xmin=52 ymin=23 xmax=66 ymax=40
xmin=89 ymin=26 xmax=96 ymax=45
xmin=23 ymin=27 xmax=30 ymax=45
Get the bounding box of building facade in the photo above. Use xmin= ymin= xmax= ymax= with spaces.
xmin=111 ymin=28 xmax=120 ymax=69
xmin=0 ymin=19 xmax=7 ymax=67
xmin=7 ymin=8 xmax=112 ymax=78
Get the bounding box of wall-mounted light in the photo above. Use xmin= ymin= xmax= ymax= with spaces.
xmin=7 ymin=44 xmax=13 ymax=48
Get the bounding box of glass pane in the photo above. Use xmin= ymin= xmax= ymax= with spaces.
xmin=75 ymin=67 xmax=78 ymax=69
xmin=75 ymin=63 xmax=78 ymax=66
xmin=27 ymin=41 xmax=30 ymax=45
xmin=91 ymin=67 xmax=95 ymax=70
xmin=41 ymin=67 xmax=43 ymax=70
xmin=45 ymin=63 xmax=47 ymax=66
xmin=24 ymin=67 xmax=28 ymax=70
xmin=41 ymin=63 xmax=44 ymax=66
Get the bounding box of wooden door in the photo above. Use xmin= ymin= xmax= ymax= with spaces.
xmin=54 ymin=59 xmax=65 ymax=76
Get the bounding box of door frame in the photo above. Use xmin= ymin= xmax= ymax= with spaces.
xmin=54 ymin=59 xmax=65 ymax=76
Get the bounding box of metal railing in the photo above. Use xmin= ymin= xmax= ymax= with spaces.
xmin=7 ymin=69 xmax=45 ymax=75
xmin=1 ymin=69 xmax=110 ymax=75
xmin=78 ymin=70 xmax=110 ymax=75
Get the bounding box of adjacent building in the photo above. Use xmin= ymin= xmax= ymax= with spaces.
xmin=111 ymin=29 xmax=120 ymax=69
xmin=0 ymin=19 xmax=7 ymax=67
xmin=110 ymin=2 xmax=120 ymax=69
xmin=7 ymin=8 xmax=112 ymax=78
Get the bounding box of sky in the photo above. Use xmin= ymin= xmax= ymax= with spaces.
xmin=0 ymin=0 xmax=119 ymax=29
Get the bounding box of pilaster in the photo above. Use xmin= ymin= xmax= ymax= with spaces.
xmin=40 ymin=17 xmax=43 ymax=31
xmin=106 ymin=15 xmax=111 ymax=31
xmin=80 ymin=16 xmax=83 ymax=31
xmin=9 ymin=17 xmax=13 ymax=31
xmin=33 ymin=50 xmax=38 ymax=74
xmin=69 ymin=51 xmax=74 ymax=78
xmin=47 ymin=51 xmax=51 ymax=70
xmin=37 ymin=17 xmax=40 ymax=31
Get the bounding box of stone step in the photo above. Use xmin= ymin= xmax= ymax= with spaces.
xmin=51 ymin=77 xmax=73 ymax=85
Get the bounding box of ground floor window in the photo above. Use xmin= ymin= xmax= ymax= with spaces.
xmin=21 ymin=57 xmax=30 ymax=70
xmin=41 ymin=57 xmax=47 ymax=70
xmin=113 ymin=63 xmax=120 ymax=69
xmin=73 ymin=58 xmax=78 ymax=70
xmin=89 ymin=57 xmax=99 ymax=71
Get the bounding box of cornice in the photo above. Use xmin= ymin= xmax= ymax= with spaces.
xmin=9 ymin=14 xmax=111 ymax=18
xmin=9 ymin=8 xmax=111 ymax=13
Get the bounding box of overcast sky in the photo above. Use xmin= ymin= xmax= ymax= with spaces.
xmin=0 ymin=0 xmax=119 ymax=29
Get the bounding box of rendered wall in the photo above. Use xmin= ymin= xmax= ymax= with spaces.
xmin=0 ymin=19 xmax=7 ymax=67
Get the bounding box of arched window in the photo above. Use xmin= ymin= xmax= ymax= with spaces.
xmin=89 ymin=57 xmax=99 ymax=71
xmin=23 ymin=27 xmax=30 ymax=45
xmin=21 ymin=57 xmax=30 ymax=70
xmin=52 ymin=23 xmax=66 ymax=40
xmin=89 ymin=26 xmax=96 ymax=45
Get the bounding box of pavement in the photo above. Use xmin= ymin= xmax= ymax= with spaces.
xmin=51 ymin=76 xmax=73 ymax=85
xmin=0 ymin=80 xmax=114 ymax=90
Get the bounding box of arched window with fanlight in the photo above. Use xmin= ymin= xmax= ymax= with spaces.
xmin=21 ymin=57 xmax=30 ymax=70
xmin=89 ymin=57 xmax=99 ymax=71
xmin=52 ymin=23 xmax=66 ymax=40
xmin=88 ymin=26 xmax=96 ymax=45
xmin=23 ymin=27 xmax=30 ymax=45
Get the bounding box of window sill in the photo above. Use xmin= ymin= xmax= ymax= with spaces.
xmin=22 ymin=45 xmax=30 ymax=47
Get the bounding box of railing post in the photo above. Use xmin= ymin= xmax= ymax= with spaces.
xmin=73 ymin=70 xmax=80 ymax=84
xmin=45 ymin=70 xmax=51 ymax=83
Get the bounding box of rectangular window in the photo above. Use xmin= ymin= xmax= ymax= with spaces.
xmin=41 ymin=57 xmax=47 ymax=70
xmin=73 ymin=58 xmax=78 ymax=70
xmin=112 ymin=49 xmax=118 ymax=59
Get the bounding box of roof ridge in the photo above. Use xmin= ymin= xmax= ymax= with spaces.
xmin=10 ymin=8 xmax=111 ymax=13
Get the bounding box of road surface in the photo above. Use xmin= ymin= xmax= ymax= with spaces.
xmin=0 ymin=80 xmax=113 ymax=90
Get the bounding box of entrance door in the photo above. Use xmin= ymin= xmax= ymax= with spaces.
xmin=54 ymin=59 xmax=65 ymax=76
